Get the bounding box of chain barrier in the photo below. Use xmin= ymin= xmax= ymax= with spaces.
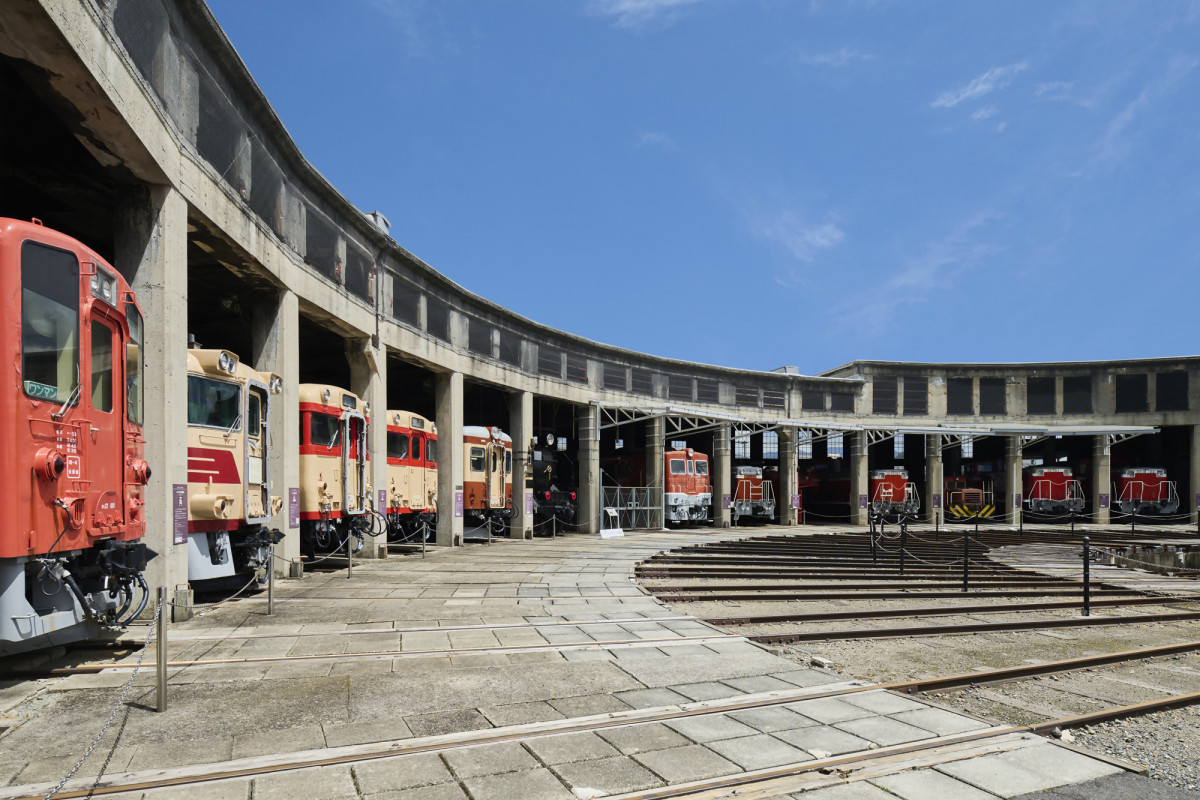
xmin=166 ymin=572 xmax=261 ymax=611
xmin=268 ymin=532 xmax=354 ymax=567
xmin=43 ymin=602 xmax=160 ymax=800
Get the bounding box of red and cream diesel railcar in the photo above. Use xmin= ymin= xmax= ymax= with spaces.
xmin=385 ymin=410 xmax=438 ymax=541
xmin=1116 ymin=468 xmax=1179 ymax=516
xmin=298 ymin=384 xmax=372 ymax=556
xmin=463 ymin=426 xmax=513 ymax=535
xmin=665 ymin=449 xmax=711 ymax=524
xmin=1 ymin=219 xmax=153 ymax=655
xmin=870 ymin=469 xmax=920 ymax=517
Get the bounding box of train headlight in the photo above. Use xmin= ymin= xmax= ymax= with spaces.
xmin=268 ymin=375 xmax=283 ymax=394
xmin=322 ymin=389 xmax=332 ymax=403
xmin=218 ymin=351 xmax=237 ymax=373
xmin=90 ymin=268 xmax=117 ymax=305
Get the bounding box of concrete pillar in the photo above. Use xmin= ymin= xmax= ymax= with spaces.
xmin=435 ymin=371 xmax=464 ymax=547
xmin=349 ymin=338 xmax=388 ymax=558
xmin=1093 ymin=435 xmax=1111 ymax=525
xmin=251 ymin=288 xmax=301 ymax=575
xmin=115 ymin=185 xmax=189 ymax=616
xmin=577 ymin=406 xmax=600 ymax=534
xmin=713 ymin=425 xmax=731 ymax=528
xmin=508 ymin=391 xmax=533 ymax=539
xmin=1191 ymin=425 xmax=1200 ymax=525
xmin=779 ymin=427 xmax=798 ymax=526
xmin=925 ymin=435 xmax=943 ymax=527
xmin=848 ymin=431 xmax=869 ymax=526
xmin=647 ymin=417 xmax=665 ymax=529
xmin=1006 ymin=437 xmax=1023 ymax=527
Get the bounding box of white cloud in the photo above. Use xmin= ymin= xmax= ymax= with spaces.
xmin=932 ymin=61 xmax=1029 ymax=108
xmin=588 ymin=0 xmax=710 ymax=32
xmin=366 ymin=0 xmax=432 ymax=54
xmin=796 ymin=48 xmax=875 ymax=67
xmin=971 ymin=106 xmax=999 ymax=121
xmin=634 ymin=131 xmax=677 ymax=150
xmin=1091 ymin=54 xmax=1198 ymax=169
xmin=753 ymin=211 xmax=846 ymax=263
xmin=1034 ymin=80 xmax=1076 ymax=101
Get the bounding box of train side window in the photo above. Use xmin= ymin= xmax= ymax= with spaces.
xmin=125 ymin=304 xmax=144 ymax=424
xmin=695 ymin=461 xmax=709 ymax=475
xmin=505 ymin=451 xmax=512 ymax=475
xmin=188 ymin=376 xmax=240 ymax=429
xmin=388 ymin=432 xmax=409 ymax=459
xmin=669 ymin=459 xmax=685 ymax=475
xmin=90 ymin=320 xmax=113 ymax=412
xmin=21 ymin=241 xmax=79 ymax=403
xmin=309 ymin=413 xmax=339 ymax=447
xmin=426 ymin=439 xmax=437 ymax=466
xmin=470 ymin=447 xmax=485 ymax=472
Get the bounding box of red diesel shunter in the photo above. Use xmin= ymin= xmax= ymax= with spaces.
xmin=1116 ymin=467 xmax=1179 ymax=516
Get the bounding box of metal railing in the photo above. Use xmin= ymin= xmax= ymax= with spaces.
xmin=602 ymin=485 xmax=663 ymax=530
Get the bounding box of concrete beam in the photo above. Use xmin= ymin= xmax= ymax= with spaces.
xmin=252 ymin=288 xmax=301 ymax=575
xmin=508 ymin=391 xmax=533 ymax=539
xmin=712 ymin=425 xmax=731 ymax=528
xmin=116 ymin=184 xmax=188 ymax=616
xmin=577 ymin=405 xmax=600 ymax=535
xmin=349 ymin=337 xmax=387 ymax=558
xmin=435 ymin=372 xmax=463 ymax=547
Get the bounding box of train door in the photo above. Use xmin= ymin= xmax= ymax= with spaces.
xmin=343 ymin=411 xmax=367 ymax=515
xmin=244 ymin=379 xmax=270 ymax=522
xmin=87 ymin=311 xmax=126 ymax=528
xmin=391 ymin=429 xmax=411 ymax=509
xmin=486 ymin=441 xmax=504 ymax=509
xmin=410 ymin=432 xmax=424 ymax=509
xmin=424 ymin=436 xmax=438 ymax=512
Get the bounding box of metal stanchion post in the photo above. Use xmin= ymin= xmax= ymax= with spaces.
xmin=267 ymin=556 xmax=275 ymax=617
xmin=1070 ymin=513 xmax=1076 ymax=533
xmin=899 ymin=520 xmax=907 ymax=576
xmin=552 ymin=514 xmax=557 ymax=539
xmin=156 ymin=586 xmax=168 ymax=713
xmin=1082 ymin=535 xmax=1091 ymax=617
xmin=347 ymin=533 xmax=353 ymax=580
xmin=962 ymin=528 xmax=970 ymax=593
xmin=869 ymin=514 xmax=877 ymax=565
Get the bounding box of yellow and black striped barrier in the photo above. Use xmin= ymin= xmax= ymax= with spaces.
xmin=948 ymin=504 xmax=994 ymax=520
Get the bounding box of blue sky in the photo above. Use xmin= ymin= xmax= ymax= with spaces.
xmin=207 ymin=0 xmax=1200 ymax=374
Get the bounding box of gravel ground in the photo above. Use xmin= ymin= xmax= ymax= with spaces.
xmin=1071 ymin=706 xmax=1200 ymax=792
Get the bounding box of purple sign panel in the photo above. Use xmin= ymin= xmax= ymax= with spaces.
xmin=932 ymin=493 xmax=941 ymax=509
xmin=525 ymin=491 xmax=534 ymax=515
xmin=791 ymin=494 xmax=801 ymax=510
xmin=1014 ymin=493 xmax=1022 ymax=507
xmin=172 ymin=484 xmax=188 ymax=545
xmin=288 ymin=488 xmax=300 ymax=529
xmin=454 ymin=491 xmax=464 ymax=518
xmin=379 ymin=489 xmax=387 ymax=513
xmin=1099 ymin=493 xmax=1110 ymax=509
xmin=722 ymin=494 xmax=731 ymax=510
xmin=858 ymin=494 xmax=868 ymax=509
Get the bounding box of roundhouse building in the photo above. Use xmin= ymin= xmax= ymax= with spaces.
xmin=1 ymin=0 xmax=1196 ymax=612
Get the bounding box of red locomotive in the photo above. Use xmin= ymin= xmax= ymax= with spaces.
xmin=870 ymin=469 xmax=919 ymax=517
xmin=665 ymin=449 xmax=711 ymax=524
xmin=1023 ymin=466 xmax=1084 ymax=514
xmin=732 ymin=466 xmax=775 ymax=523
xmin=944 ymin=475 xmax=994 ymax=516
xmin=1 ymin=219 xmax=153 ymax=656
xmin=1115 ymin=468 xmax=1179 ymax=516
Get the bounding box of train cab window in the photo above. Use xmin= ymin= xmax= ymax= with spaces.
xmin=491 ymin=451 xmax=499 ymax=472
xmin=505 ymin=451 xmax=512 ymax=475
xmin=125 ymin=304 xmax=144 ymax=424
xmin=687 ymin=461 xmax=694 ymax=474
xmin=21 ymin=241 xmax=79 ymax=403
xmin=470 ymin=447 xmax=485 ymax=472
xmin=695 ymin=461 xmax=709 ymax=476
xmin=388 ymin=432 xmax=409 ymax=459
xmin=90 ymin=320 xmax=113 ymax=412
xmin=411 ymin=437 xmax=421 ymax=461
xmin=669 ymin=459 xmax=686 ymax=475
xmin=309 ymin=412 xmax=339 ymax=447
xmin=426 ymin=439 xmax=437 ymax=466
xmin=188 ymin=376 xmax=240 ymax=429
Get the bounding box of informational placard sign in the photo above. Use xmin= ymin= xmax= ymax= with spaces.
xmin=722 ymin=494 xmax=731 ymax=510
xmin=791 ymin=494 xmax=801 ymax=510
xmin=1014 ymin=493 xmax=1022 ymax=508
xmin=858 ymin=494 xmax=868 ymax=509
xmin=1099 ymin=493 xmax=1109 ymax=509
xmin=172 ymin=484 xmax=188 ymax=545
xmin=288 ymin=488 xmax=300 ymax=529
xmin=932 ymin=494 xmax=941 ymax=508
xmin=525 ymin=491 xmax=534 ymax=514
xmin=379 ymin=489 xmax=387 ymax=513
xmin=454 ymin=491 xmax=464 ymax=518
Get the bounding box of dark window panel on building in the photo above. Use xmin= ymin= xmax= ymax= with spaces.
xmin=1115 ymin=374 xmax=1148 ymax=413
xmin=903 ymin=377 xmax=927 ymax=415
xmin=830 ymin=392 xmax=854 ymax=413
xmin=392 ymin=278 xmax=420 ymax=327
xmin=668 ymin=376 xmax=692 ymax=402
xmin=872 ymin=376 xmax=897 ymax=414
xmin=1156 ymin=371 xmax=1189 ymax=412
xmin=631 ymin=368 xmax=653 ymax=395
xmin=979 ymin=377 xmax=1006 ymax=415
xmin=538 ymin=347 xmax=563 ymax=378
xmin=345 ymin=247 xmax=373 ymax=302
xmin=425 ymin=296 xmax=449 ymax=342
xmin=697 ymin=379 xmax=719 ymax=404
xmin=498 ymin=331 xmax=522 ymax=367
xmin=1062 ymin=376 xmax=1092 ymax=414
xmin=603 ymin=363 xmax=627 ymax=391
xmin=947 ymin=378 xmax=973 ymax=415
xmin=467 ymin=319 xmax=493 ymax=357
xmin=735 ymin=386 xmax=759 ymax=407
xmin=566 ymin=353 xmax=588 ymax=384
xmin=763 ymin=388 xmax=786 ymax=410
xmin=803 ymin=389 xmax=826 ymax=412
xmin=1027 ymin=377 xmax=1055 ymax=415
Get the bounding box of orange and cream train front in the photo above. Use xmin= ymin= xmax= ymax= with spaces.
xmin=385 ymin=410 xmax=438 ymax=541
xmin=463 ymin=426 xmax=513 ymax=534
xmin=0 ymin=218 xmax=153 ymax=656
xmin=186 ymin=347 xmax=283 ymax=585
xmin=299 ymin=384 xmax=371 ymax=555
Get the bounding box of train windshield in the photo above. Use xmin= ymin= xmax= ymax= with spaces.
xmin=387 ymin=432 xmax=409 ymax=459
xmin=21 ymin=241 xmax=79 ymax=403
xmin=470 ymin=447 xmax=485 ymax=472
xmin=695 ymin=461 xmax=709 ymax=475
xmin=669 ymin=459 xmax=685 ymax=474
xmin=188 ymin=376 xmax=240 ymax=429
xmin=125 ymin=303 xmax=144 ymax=424
xmin=309 ymin=413 xmax=339 ymax=447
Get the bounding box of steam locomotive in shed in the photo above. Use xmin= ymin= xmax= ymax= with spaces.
xmin=1 ymin=219 xmax=153 ymax=656
xmin=531 ymin=435 xmax=577 ymax=530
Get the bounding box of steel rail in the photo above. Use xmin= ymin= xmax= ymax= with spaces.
xmin=655 ymin=589 xmax=1137 ymax=602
